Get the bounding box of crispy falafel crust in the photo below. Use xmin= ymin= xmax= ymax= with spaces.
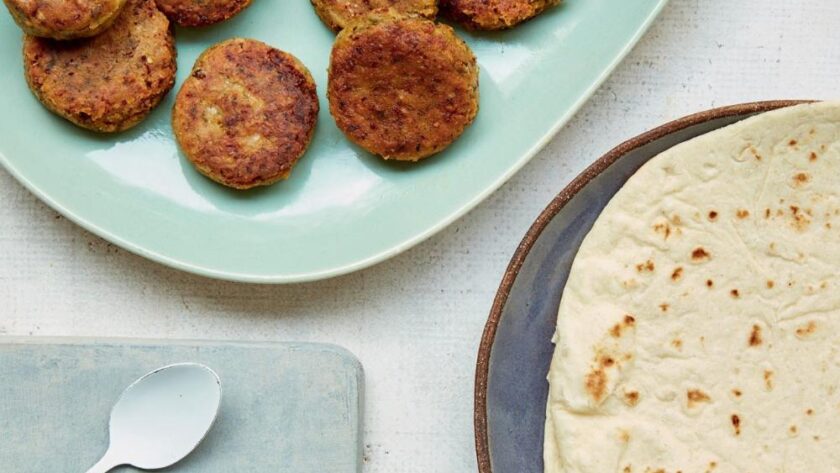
xmin=328 ymin=15 xmax=479 ymax=161
xmin=172 ymin=39 xmax=320 ymax=190
xmin=440 ymin=0 xmax=560 ymax=30
xmin=23 ymin=0 xmax=176 ymax=132
xmin=310 ymin=0 xmax=437 ymax=32
xmin=154 ymin=0 xmax=251 ymax=27
xmin=3 ymin=0 xmax=127 ymax=39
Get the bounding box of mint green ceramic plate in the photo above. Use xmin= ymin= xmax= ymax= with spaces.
xmin=0 ymin=0 xmax=666 ymax=283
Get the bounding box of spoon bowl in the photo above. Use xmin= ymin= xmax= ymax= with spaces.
xmin=85 ymin=363 xmax=222 ymax=473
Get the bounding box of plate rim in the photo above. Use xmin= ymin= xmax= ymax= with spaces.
xmin=0 ymin=0 xmax=670 ymax=284
xmin=472 ymin=99 xmax=810 ymax=473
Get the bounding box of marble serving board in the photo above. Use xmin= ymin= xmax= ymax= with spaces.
xmin=0 ymin=337 xmax=363 ymax=473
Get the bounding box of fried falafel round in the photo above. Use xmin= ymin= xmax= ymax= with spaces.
xmin=440 ymin=0 xmax=560 ymax=30
xmin=310 ymin=0 xmax=437 ymax=32
xmin=172 ymin=39 xmax=320 ymax=189
xmin=23 ymin=0 xmax=177 ymax=132
xmin=328 ymin=14 xmax=479 ymax=161
xmin=154 ymin=0 xmax=251 ymax=27
xmin=3 ymin=0 xmax=127 ymax=39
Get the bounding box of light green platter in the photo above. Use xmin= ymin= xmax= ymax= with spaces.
xmin=0 ymin=0 xmax=667 ymax=283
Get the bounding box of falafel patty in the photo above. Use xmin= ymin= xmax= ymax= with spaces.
xmin=172 ymin=39 xmax=319 ymax=189
xmin=440 ymin=0 xmax=560 ymax=30
xmin=328 ymin=15 xmax=479 ymax=161
xmin=3 ymin=0 xmax=127 ymax=39
xmin=310 ymin=0 xmax=436 ymax=32
xmin=23 ymin=0 xmax=176 ymax=132
xmin=154 ymin=0 xmax=251 ymax=27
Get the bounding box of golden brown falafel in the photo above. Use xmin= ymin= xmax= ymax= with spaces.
xmin=440 ymin=0 xmax=559 ymax=30
xmin=23 ymin=0 xmax=176 ymax=132
xmin=328 ymin=14 xmax=479 ymax=161
xmin=3 ymin=0 xmax=127 ymax=39
xmin=310 ymin=0 xmax=436 ymax=32
xmin=154 ymin=0 xmax=251 ymax=27
xmin=172 ymin=39 xmax=320 ymax=190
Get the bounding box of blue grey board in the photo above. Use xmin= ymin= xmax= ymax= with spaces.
xmin=0 ymin=338 xmax=363 ymax=473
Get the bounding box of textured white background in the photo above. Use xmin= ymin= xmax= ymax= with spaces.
xmin=2 ymin=1 xmax=839 ymax=471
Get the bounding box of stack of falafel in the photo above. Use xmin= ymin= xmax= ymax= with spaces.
xmin=9 ymin=0 xmax=255 ymax=133
xmin=3 ymin=0 xmax=559 ymax=189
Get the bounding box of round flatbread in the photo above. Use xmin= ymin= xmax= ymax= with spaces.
xmin=173 ymin=38 xmax=319 ymax=189
xmin=545 ymin=102 xmax=840 ymax=472
xmin=23 ymin=0 xmax=176 ymax=132
xmin=328 ymin=14 xmax=479 ymax=161
xmin=3 ymin=0 xmax=127 ymax=39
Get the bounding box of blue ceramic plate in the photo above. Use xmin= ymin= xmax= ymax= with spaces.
xmin=474 ymin=101 xmax=805 ymax=473
xmin=0 ymin=0 xmax=666 ymax=283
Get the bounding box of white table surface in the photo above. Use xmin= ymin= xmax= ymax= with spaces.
xmin=2 ymin=1 xmax=839 ymax=471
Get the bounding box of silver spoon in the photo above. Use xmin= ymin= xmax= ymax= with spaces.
xmin=84 ymin=363 xmax=222 ymax=473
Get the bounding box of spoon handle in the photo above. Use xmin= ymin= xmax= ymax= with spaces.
xmin=85 ymin=451 xmax=121 ymax=473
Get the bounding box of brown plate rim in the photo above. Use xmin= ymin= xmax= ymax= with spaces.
xmin=473 ymin=99 xmax=812 ymax=473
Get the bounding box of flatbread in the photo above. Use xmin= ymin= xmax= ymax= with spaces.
xmin=545 ymin=102 xmax=840 ymax=472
